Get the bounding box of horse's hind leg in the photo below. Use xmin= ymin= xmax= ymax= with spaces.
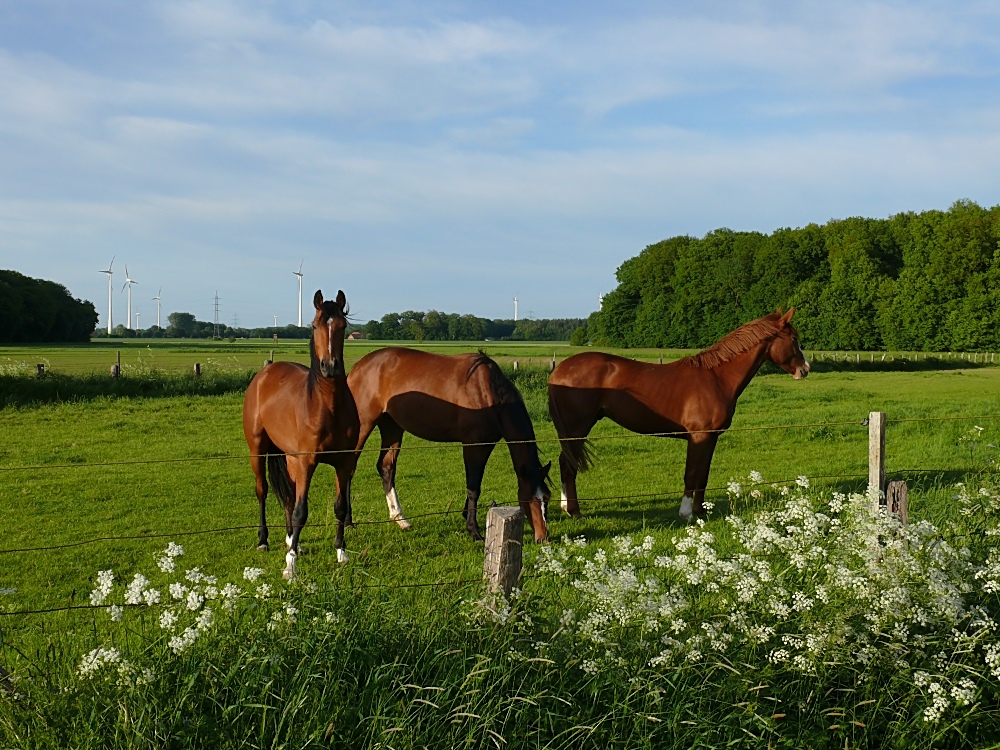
xmin=558 ymin=451 xmax=582 ymax=519
xmin=462 ymin=443 xmax=496 ymax=541
xmin=376 ymin=417 xmax=412 ymax=531
xmin=246 ymin=434 xmax=271 ymax=551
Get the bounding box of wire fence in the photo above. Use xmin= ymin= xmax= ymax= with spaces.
xmin=1 ymin=411 xmax=997 ymax=620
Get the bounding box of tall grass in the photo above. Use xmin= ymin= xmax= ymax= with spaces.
xmin=4 ymin=477 xmax=1000 ymax=748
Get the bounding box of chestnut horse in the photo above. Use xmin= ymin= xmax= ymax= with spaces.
xmin=549 ymin=308 xmax=809 ymax=521
xmin=242 ymin=290 xmax=359 ymax=578
xmin=347 ymin=348 xmax=550 ymax=542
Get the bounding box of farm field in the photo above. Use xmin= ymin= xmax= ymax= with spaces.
xmin=1 ymin=341 xmax=999 ymax=747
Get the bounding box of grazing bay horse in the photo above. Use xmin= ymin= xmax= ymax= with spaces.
xmin=549 ymin=308 xmax=809 ymax=521
xmin=242 ymin=290 xmax=359 ymax=578
xmin=347 ymin=349 xmax=550 ymax=542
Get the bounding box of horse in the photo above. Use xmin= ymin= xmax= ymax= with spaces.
xmin=548 ymin=308 xmax=809 ymax=521
xmin=242 ymin=289 xmax=359 ymax=578
xmin=347 ymin=348 xmax=551 ymax=542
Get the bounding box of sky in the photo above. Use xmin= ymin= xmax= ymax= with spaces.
xmin=2 ymin=1 xmax=1000 ymax=330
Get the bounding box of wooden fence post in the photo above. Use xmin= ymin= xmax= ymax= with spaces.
xmin=513 ymin=360 xmax=518 ymax=371
xmin=886 ymin=480 xmax=909 ymax=524
xmin=193 ymin=363 xmax=201 ymax=377
xmin=869 ymin=411 xmax=886 ymax=507
xmin=483 ymin=506 xmax=524 ymax=598
xmin=36 ymin=363 xmax=45 ymax=377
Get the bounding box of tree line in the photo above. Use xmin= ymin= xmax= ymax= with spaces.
xmin=363 ymin=311 xmax=585 ymax=342
xmin=587 ymin=200 xmax=1000 ymax=352
xmin=0 ymin=271 xmax=98 ymax=343
xmin=87 ymin=310 xmax=585 ymax=342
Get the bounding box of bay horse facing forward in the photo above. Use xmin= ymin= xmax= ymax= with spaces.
xmin=242 ymin=290 xmax=359 ymax=578
xmin=549 ymin=308 xmax=809 ymax=521
xmin=348 ymin=349 xmax=550 ymax=542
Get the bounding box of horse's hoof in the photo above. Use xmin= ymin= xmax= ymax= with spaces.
xmin=396 ymin=518 xmax=413 ymax=531
xmin=282 ymin=567 xmax=295 ymax=580
xmin=336 ymin=548 xmax=349 ymax=563
xmin=257 ymin=543 xmax=269 ymax=552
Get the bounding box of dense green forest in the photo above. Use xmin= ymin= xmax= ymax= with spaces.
xmin=0 ymin=271 xmax=97 ymax=343
xmin=587 ymin=200 xmax=1000 ymax=352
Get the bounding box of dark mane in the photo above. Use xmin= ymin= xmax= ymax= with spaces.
xmin=676 ymin=313 xmax=784 ymax=369
xmin=467 ymin=353 xmax=550 ymax=491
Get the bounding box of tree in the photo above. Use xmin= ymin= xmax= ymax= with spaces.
xmin=166 ymin=312 xmax=196 ymax=338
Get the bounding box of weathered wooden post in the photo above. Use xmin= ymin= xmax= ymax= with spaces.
xmin=658 ymin=355 xmax=663 ymax=364
xmin=36 ymin=363 xmax=45 ymax=377
xmin=483 ymin=506 xmax=524 ymax=598
xmin=869 ymin=411 xmax=886 ymax=510
xmin=886 ymin=480 xmax=909 ymax=524
xmin=549 ymin=359 xmax=555 ymax=371
xmin=513 ymin=360 xmax=518 ymax=371
xmin=193 ymin=363 xmax=201 ymax=377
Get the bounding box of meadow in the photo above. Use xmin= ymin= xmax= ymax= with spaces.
xmin=1 ymin=339 xmax=1000 ymax=748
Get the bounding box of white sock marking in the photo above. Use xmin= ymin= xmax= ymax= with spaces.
xmin=285 ymin=534 xmax=293 ymax=550
xmin=386 ymin=488 xmax=412 ymax=530
xmin=679 ymin=495 xmax=694 ymax=520
xmin=336 ymin=547 xmax=349 ymax=563
xmin=560 ymin=484 xmax=569 ymax=513
xmin=283 ymin=549 xmax=297 ymax=579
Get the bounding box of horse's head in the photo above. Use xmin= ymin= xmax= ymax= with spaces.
xmin=517 ymin=460 xmax=552 ymax=542
xmin=768 ymin=307 xmax=810 ymax=379
xmin=312 ymin=289 xmax=348 ymax=378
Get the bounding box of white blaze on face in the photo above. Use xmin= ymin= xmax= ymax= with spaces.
xmin=679 ymin=495 xmax=694 ymax=520
xmin=535 ymin=486 xmax=547 ymax=523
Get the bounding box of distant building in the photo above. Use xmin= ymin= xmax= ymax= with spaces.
xmin=347 ymin=331 xmax=366 ymax=340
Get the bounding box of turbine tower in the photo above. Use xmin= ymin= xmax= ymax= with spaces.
xmin=152 ymin=288 xmax=162 ymax=329
xmin=99 ymin=256 xmax=115 ymax=333
xmin=135 ymin=311 xmax=141 ymax=330
xmin=121 ymin=265 xmax=138 ymax=331
xmin=513 ymin=295 xmax=518 ymax=322
xmin=293 ymin=260 xmax=304 ymax=327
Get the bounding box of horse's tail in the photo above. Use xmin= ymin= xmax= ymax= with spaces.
xmin=267 ymin=451 xmax=296 ymax=508
xmin=548 ymin=385 xmax=594 ymax=473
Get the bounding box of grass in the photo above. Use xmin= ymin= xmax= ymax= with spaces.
xmin=1 ymin=343 xmax=1000 ymax=747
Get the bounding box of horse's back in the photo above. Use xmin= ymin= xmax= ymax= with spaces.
xmin=349 ymin=347 xmax=492 ymax=408
xmin=550 ymin=351 xmax=658 ymax=389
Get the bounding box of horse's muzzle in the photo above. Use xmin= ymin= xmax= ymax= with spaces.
xmin=793 ymin=363 xmax=810 ymax=380
xmin=320 ymin=359 xmax=344 ymax=378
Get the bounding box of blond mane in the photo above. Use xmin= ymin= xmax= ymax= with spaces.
xmin=677 ymin=314 xmax=785 ymax=369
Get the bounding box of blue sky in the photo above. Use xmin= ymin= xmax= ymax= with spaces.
xmin=2 ymin=1 xmax=999 ymax=329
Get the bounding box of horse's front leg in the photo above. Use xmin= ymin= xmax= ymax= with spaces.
xmin=283 ymin=457 xmax=315 ymax=579
xmin=681 ymin=433 xmax=719 ymax=520
xmin=333 ymin=462 xmax=354 ymax=563
xmin=462 ymin=443 xmax=495 ymax=541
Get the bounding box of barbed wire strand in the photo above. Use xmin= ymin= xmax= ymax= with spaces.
xmin=2 ymin=468 xmax=966 ymax=557
xmin=1 ymin=413 xmax=998 ymax=474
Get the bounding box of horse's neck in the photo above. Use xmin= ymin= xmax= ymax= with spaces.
xmin=711 ymin=339 xmax=772 ymax=402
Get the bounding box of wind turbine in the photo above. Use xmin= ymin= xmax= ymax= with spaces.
xmin=293 ymin=260 xmax=304 ymax=327
xmin=122 ymin=265 xmax=138 ymax=331
xmin=135 ymin=311 xmax=141 ymax=330
xmin=152 ymin=288 xmax=162 ymax=328
xmin=513 ymin=295 xmax=519 ymax=322
xmin=99 ymin=256 xmax=114 ymax=333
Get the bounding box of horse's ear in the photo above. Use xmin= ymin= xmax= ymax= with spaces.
xmin=336 ymin=290 xmax=347 ymax=311
xmin=779 ymin=307 xmax=794 ymax=325
xmin=313 ymin=290 xmax=324 ymax=310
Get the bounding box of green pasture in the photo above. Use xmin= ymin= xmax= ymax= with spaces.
xmin=0 ymin=344 xmax=997 ymax=625
xmin=1 ymin=342 xmax=1000 ymax=748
